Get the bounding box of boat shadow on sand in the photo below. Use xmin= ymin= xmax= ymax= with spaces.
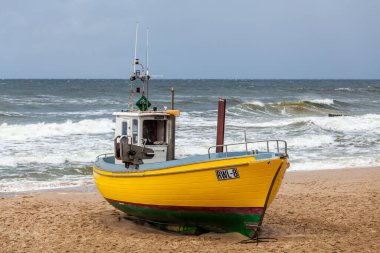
xmin=95 ymin=194 xmax=349 ymax=245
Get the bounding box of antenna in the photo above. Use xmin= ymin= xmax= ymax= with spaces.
xmin=133 ymin=23 xmax=139 ymax=73
xmin=146 ymin=29 xmax=149 ymax=75
xmin=129 ymin=23 xmax=139 ymax=109
xmin=146 ymin=28 xmax=150 ymax=98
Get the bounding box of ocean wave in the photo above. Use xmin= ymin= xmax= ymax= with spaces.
xmin=178 ymin=110 xmax=380 ymax=134
xmin=0 ymin=110 xmax=110 ymax=118
xmin=273 ymin=99 xmax=339 ymax=108
xmin=0 ymin=95 xmax=121 ymax=106
xmin=287 ymin=135 xmax=335 ymax=148
xmin=152 ymin=112 xmax=380 ymax=139
xmin=307 ymin=99 xmax=335 ymax=105
xmin=312 ymin=114 xmax=380 ymax=133
xmin=39 ymin=110 xmax=111 ymax=117
xmin=226 ymin=114 xmax=380 ymax=133
xmin=335 ymin=87 xmax=353 ymax=91
xmin=238 ymin=99 xmax=346 ymax=116
xmin=0 ymin=111 xmax=24 ymax=117
xmin=367 ymin=86 xmax=380 ymax=92
xmin=244 ymin=100 xmax=266 ymax=107
xmin=227 ymin=118 xmax=308 ymax=128
xmin=0 ymin=118 xmax=114 ymax=141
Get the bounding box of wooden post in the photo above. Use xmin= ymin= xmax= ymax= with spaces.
xmin=167 ymin=115 xmax=176 ymax=161
xmin=216 ymin=98 xmax=226 ymax=153
xmin=167 ymin=88 xmax=176 ymax=160
xmin=171 ymin=88 xmax=175 ymax=110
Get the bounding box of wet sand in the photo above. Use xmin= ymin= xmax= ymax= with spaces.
xmin=1 ymin=168 xmax=379 ymax=252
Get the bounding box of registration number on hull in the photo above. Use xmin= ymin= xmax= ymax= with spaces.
xmin=216 ymin=168 xmax=240 ymax=181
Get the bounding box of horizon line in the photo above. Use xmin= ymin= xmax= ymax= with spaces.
xmin=1 ymin=78 xmax=380 ymax=81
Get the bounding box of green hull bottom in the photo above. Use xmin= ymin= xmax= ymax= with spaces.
xmin=106 ymin=198 xmax=264 ymax=237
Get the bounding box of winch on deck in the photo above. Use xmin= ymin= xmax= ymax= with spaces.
xmin=113 ymin=110 xmax=179 ymax=168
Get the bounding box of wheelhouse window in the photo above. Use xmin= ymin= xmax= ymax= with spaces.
xmin=143 ymin=120 xmax=167 ymax=145
xmin=122 ymin=121 xmax=128 ymax=136
xmin=132 ymin=119 xmax=138 ymax=144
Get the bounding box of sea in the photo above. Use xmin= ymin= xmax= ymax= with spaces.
xmin=1 ymin=79 xmax=379 ymax=192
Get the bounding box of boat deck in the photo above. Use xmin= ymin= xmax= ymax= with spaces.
xmin=95 ymin=151 xmax=277 ymax=173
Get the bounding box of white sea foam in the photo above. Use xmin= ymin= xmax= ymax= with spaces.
xmin=287 ymin=135 xmax=335 ymax=148
xmin=0 ymin=150 xmax=107 ymax=168
xmin=280 ymin=107 xmax=289 ymax=116
xmin=0 ymin=176 xmax=93 ymax=192
xmin=0 ymin=111 xmax=24 ymax=117
xmin=177 ymin=113 xmax=216 ymax=128
xmin=0 ymin=118 xmax=114 ymax=141
xmin=248 ymin=100 xmax=265 ymax=107
xmin=227 ymin=118 xmax=304 ymax=128
xmin=312 ymin=114 xmax=380 ymax=133
xmin=335 ymin=87 xmax=353 ymax=91
xmin=308 ymin=99 xmax=335 ymax=105
xmin=290 ymin=155 xmax=380 ymax=171
xmin=0 ymin=157 xmax=17 ymax=167
xmin=40 ymin=110 xmax=110 ymax=116
xmin=0 ymin=96 xmax=121 ymax=106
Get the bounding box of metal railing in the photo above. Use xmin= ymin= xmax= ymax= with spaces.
xmin=96 ymin=153 xmax=114 ymax=159
xmin=207 ymin=140 xmax=288 ymax=159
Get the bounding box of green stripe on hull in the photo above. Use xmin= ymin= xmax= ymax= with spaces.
xmin=107 ymin=199 xmax=262 ymax=237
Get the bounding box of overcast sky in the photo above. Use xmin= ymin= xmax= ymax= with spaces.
xmin=1 ymin=0 xmax=379 ymax=79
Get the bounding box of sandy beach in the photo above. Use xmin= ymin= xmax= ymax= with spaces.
xmin=1 ymin=168 xmax=379 ymax=252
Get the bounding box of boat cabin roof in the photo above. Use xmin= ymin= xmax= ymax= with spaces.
xmin=96 ymin=151 xmax=277 ymax=173
xmin=113 ymin=109 xmax=180 ymax=118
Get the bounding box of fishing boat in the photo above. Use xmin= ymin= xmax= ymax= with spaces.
xmin=93 ymin=27 xmax=289 ymax=239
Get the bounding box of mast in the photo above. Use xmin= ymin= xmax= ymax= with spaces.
xmin=128 ymin=23 xmax=151 ymax=111
xmin=133 ymin=23 xmax=139 ymax=74
xmin=146 ymin=28 xmax=150 ymax=99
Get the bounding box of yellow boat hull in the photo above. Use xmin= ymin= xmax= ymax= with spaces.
xmin=93 ymin=154 xmax=288 ymax=236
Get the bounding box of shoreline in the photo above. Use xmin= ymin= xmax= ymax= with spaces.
xmin=1 ymin=167 xmax=379 ymax=252
xmin=2 ymin=165 xmax=379 ymax=196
